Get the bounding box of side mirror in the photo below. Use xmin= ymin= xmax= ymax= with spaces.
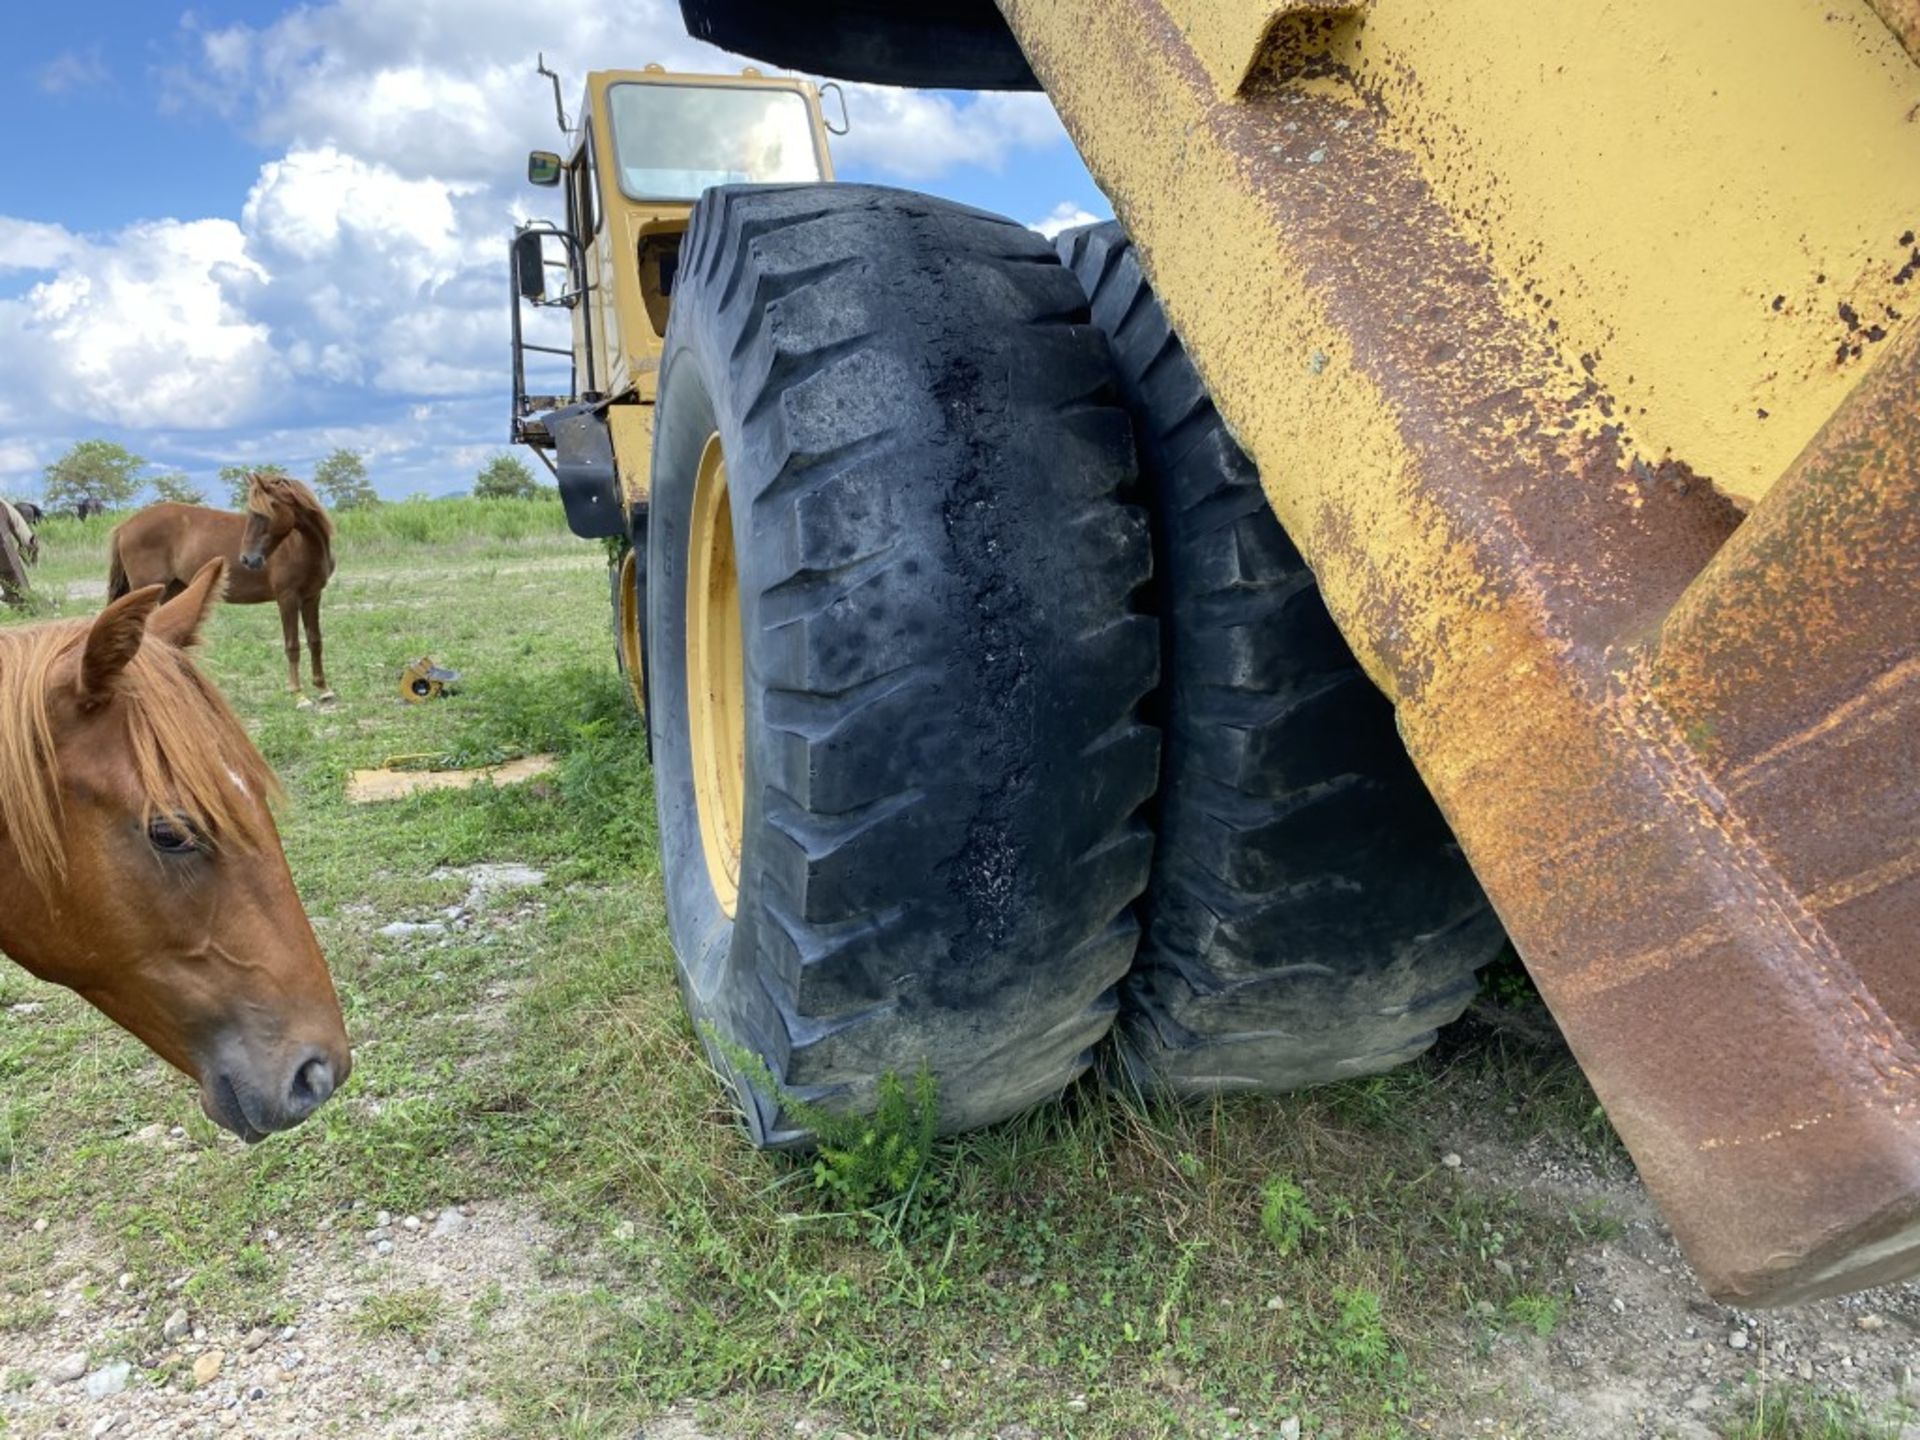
xmin=513 ymin=230 xmax=548 ymax=302
xmin=527 ymin=150 xmax=562 ymax=187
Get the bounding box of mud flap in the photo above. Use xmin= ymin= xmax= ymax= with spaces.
xmin=548 ymin=403 xmax=625 ymax=539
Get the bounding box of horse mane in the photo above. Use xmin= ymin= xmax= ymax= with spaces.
xmin=247 ymin=474 xmax=335 ymax=552
xmin=0 ymin=620 xmax=281 ymax=894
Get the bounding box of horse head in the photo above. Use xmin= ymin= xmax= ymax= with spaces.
xmin=239 ymin=474 xmax=332 ymax=572
xmin=0 ymin=559 xmax=351 ymax=1139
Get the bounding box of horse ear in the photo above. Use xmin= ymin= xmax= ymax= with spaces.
xmin=150 ymin=558 xmax=227 ymax=650
xmin=78 ymin=586 xmax=164 ymax=708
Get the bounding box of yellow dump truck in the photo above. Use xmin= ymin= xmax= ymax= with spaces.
xmin=509 ymin=2 xmax=1920 ymax=1310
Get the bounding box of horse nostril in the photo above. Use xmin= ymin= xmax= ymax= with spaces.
xmin=287 ymin=1055 xmax=337 ymax=1118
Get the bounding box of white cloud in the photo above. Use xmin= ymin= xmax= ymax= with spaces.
xmin=0 ymin=438 xmax=48 ymax=492
xmin=0 ymin=219 xmax=274 ymax=430
xmin=39 ymin=49 xmax=109 ymax=95
xmin=832 ymin=88 xmax=1066 ymax=181
xmin=12 ymin=0 xmax=1089 ymax=498
xmin=243 ymin=147 xmax=477 ymax=270
xmin=0 ymin=219 xmax=82 ymax=272
xmin=1030 ymin=202 xmax=1101 ymax=241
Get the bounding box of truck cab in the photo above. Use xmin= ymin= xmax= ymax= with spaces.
xmin=510 ymin=66 xmax=838 ymax=542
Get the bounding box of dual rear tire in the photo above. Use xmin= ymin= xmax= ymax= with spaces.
xmin=646 ymin=186 xmax=1500 ymax=1140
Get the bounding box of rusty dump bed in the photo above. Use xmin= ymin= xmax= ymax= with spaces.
xmin=690 ymin=0 xmax=1920 ymax=1306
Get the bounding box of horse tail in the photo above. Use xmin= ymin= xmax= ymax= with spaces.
xmin=107 ymin=536 xmax=130 ymax=600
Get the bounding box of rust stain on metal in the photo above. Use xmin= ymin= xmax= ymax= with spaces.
xmin=998 ymin=0 xmax=1920 ymax=1304
xmin=1869 ymin=0 xmax=1920 ymax=62
xmin=1165 ymin=0 xmax=1364 ymax=95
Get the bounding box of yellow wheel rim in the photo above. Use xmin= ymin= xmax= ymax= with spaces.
xmin=686 ymin=432 xmax=746 ymax=917
xmin=617 ymin=547 xmax=646 ymax=715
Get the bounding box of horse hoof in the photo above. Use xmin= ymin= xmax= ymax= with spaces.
xmin=295 ymin=695 xmax=314 ymax=710
xmin=316 ymin=690 xmax=339 ymax=707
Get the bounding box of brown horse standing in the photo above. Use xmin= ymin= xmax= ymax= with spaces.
xmin=0 ymin=559 xmax=350 ymax=1139
xmin=108 ymin=474 xmax=337 ymax=704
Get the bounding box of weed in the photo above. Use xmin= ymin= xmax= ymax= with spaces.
xmin=1721 ymin=1383 xmax=1911 ymax=1439
xmin=354 ymin=1288 xmax=446 ymax=1342
xmin=1259 ymin=1175 xmax=1323 ymax=1257
xmin=715 ymin=1035 xmax=942 ymax=1222
xmin=1318 ymin=1286 xmax=1400 ymax=1377
xmin=1502 ymin=1292 xmax=1563 ymax=1338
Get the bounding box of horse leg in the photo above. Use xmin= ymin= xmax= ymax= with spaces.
xmin=302 ymin=595 xmax=335 ymax=704
xmin=279 ymin=596 xmax=309 ymax=706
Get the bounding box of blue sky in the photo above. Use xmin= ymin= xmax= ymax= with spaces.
xmin=0 ymin=1 xmax=1111 ymax=501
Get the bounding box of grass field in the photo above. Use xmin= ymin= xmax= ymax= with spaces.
xmin=1 ymin=500 xmax=1912 ymax=1440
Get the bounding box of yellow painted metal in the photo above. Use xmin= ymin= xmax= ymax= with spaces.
xmin=609 ymin=404 xmax=654 ymax=507
xmin=559 ymin=69 xmax=837 ymax=496
xmin=616 ymin=546 xmax=647 ymax=716
xmin=686 ymin=433 xmax=746 ymax=918
xmin=1123 ymin=0 xmax=1920 ymax=509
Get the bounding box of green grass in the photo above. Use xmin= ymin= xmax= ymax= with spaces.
xmin=0 ymin=497 xmax=1629 ymax=1439
xmin=1720 ymin=1384 xmax=1913 ymax=1440
xmin=18 ymin=493 xmax=576 ymax=598
xmin=354 ymin=1288 xmax=447 ymax=1343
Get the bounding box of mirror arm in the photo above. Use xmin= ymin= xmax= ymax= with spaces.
xmin=536 ymin=54 xmax=570 ymax=135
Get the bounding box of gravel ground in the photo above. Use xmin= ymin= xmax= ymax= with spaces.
xmin=1437 ymin=1115 xmax=1920 ymax=1439
xmin=0 ymin=1198 xmax=557 ymax=1439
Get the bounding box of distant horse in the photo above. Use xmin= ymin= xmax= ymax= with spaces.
xmin=107 ymin=474 xmax=338 ymax=705
xmin=72 ymin=498 xmax=105 ymax=521
xmin=2 ymin=500 xmax=39 ymax=567
xmin=12 ymin=502 xmax=43 ymax=526
xmin=0 ymin=501 xmax=34 ymax=604
xmin=0 ymin=559 xmax=351 ymax=1139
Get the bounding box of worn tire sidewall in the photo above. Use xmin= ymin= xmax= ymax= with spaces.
xmin=649 ymin=343 xmax=775 ymax=1058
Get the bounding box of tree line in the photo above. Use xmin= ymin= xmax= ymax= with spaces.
xmin=29 ymin=441 xmax=546 ymax=514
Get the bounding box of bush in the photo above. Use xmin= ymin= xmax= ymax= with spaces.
xmin=43 ymin=440 xmax=144 ymax=510
xmin=474 ymin=452 xmax=542 ymax=501
xmin=150 ymin=473 xmax=206 ymax=506
xmin=313 ymin=449 xmax=378 ymax=510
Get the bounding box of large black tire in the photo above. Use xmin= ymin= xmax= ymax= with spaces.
xmin=1059 ymin=222 xmax=1505 ymax=1095
xmin=650 ymin=185 xmax=1159 ymax=1144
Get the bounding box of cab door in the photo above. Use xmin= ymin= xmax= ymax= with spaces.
xmin=567 ymin=125 xmax=619 ymax=398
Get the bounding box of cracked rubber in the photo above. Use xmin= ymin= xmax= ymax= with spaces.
xmin=650 ymin=185 xmax=1159 ymax=1144
xmin=1059 ymin=221 xmax=1505 ymax=1096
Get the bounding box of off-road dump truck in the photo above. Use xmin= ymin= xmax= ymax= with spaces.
xmin=510 ymin=1 xmax=1920 ymax=1310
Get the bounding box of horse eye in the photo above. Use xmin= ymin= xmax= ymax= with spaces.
xmin=147 ymin=815 xmax=203 ymax=854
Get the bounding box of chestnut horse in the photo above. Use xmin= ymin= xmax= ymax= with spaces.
xmin=108 ymin=474 xmax=337 ymax=705
xmin=0 ymin=559 xmax=350 ymax=1139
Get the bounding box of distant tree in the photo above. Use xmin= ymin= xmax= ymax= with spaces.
xmin=219 ymin=462 xmax=291 ymax=508
xmin=150 ymin=473 xmax=206 ymax=506
xmin=474 ymin=452 xmax=541 ymax=500
xmin=43 ymin=440 xmax=145 ymax=511
xmin=312 ymin=448 xmax=377 ymax=510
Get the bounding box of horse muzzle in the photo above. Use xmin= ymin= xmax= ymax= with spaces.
xmin=238 ymin=551 xmax=267 ymax=572
xmin=200 ymin=1045 xmax=347 ymax=1143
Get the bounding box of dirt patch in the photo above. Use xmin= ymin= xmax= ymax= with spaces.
xmin=0 ymin=1201 xmax=561 ymax=1439
xmin=1434 ymin=1114 xmax=1920 ymax=1438
xmin=346 ymin=756 xmax=557 ymax=804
